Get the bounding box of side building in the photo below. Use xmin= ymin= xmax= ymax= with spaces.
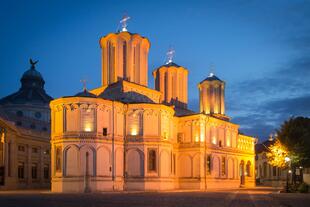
xmin=0 ymin=61 xmax=53 ymax=190
xmin=50 ymin=25 xmax=257 ymax=192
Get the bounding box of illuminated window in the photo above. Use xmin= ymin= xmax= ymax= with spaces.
xmin=148 ymin=149 xmax=157 ymax=172
xmin=221 ymin=157 xmax=226 ymax=176
xmin=129 ymin=112 xmax=143 ymax=136
xmin=81 ymin=108 xmax=96 ymax=132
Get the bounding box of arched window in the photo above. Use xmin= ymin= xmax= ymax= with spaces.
xmin=246 ymin=161 xmax=251 ymax=177
xmin=123 ymin=41 xmax=127 ymax=79
xmin=148 ymin=149 xmax=157 ymax=172
xmin=81 ymin=108 xmax=96 ymax=132
xmin=55 ymin=147 xmax=62 ymax=172
xmin=206 ymin=155 xmax=211 ymax=174
xmin=107 ymin=41 xmax=115 ymax=83
xmin=129 ymin=112 xmax=143 ymax=136
xmin=221 ymin=157 xmax=226 ymax=176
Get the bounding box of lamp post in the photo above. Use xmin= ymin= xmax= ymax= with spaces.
xmin=285 ymin=157 xmax=291 ymax=192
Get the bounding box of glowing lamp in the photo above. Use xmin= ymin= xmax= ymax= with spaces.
xmin=285 ymin=157 xmax=291 ymax=162
xmin=84 ymin=123 xmax=93 ymax=132
xmin=131 ymin=128 xmax=138 ymax=136
xmin=212 ymin=137 xmax=217 ymax=144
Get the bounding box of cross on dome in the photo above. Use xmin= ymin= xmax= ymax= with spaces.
xmin=120 ymin=14 xmax=130 ymax=32
xmin=208 ymin=63 xmax=216 ymax=77
xmin=166 ymin=47 xmax=175 ymax=64
xmin=80 ymin=79 xmax=88 ymax=91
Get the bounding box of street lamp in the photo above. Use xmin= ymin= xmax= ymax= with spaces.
xmin=285 ymin=157 xmax=291 ymax=192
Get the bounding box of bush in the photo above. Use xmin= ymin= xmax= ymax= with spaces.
xmin=298 ymin=183 xmax=309 ymax=193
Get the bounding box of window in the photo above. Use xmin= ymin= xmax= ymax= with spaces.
xmin=18 ymin=145 xmax=25 ymax=152
xmin=15 ymin=121 xmax=22 ymax=126
xmin=56 ymin=147 xmax=62 ymax=172
xmin=44 ymin=164 xmax=49 ymax=179
xmin=35 ymin=112 xmax=42 ymax=119
xmin=32 ymin=147 xmax=38 ymax=153
xmin=16 ymin=111 xmax=23 ymax=117
xmin=42 ymin=127 xmax=47 ymax=131
xmin=129 ymin=113 xmax=143 ymax=136
xmin=30 ymin=123 xmax=36 ymax=129
xmin=81 ymin=108 xmax=95 ymax=132
xmin=103 ymin=128 xmax=108 ymax=136
xmin=219 ymin=140 xmax=222 ymax=147
xmin=32 ymin=163 xmax=38 ymax=179
xmin=273 ymin=166 xmax=277 ymax=176
xmin=148 ymin=149 xmax=157 ymax=172
xmin=171 ymin=153 xmax=176 ymax=174
xmin=177 ymin=133 xmax=184 ymax=143
xmin=221 ymin=157 xmax=226 ymax=176
xmin=123 ymin=41 xmax=127 ymax=79
xmin=246 ymin=161 xmax=251 ymax=177
xmin=206 ymin=155 xmax=211 ymax=174
xmin=18 ymin=162 xmax=24 ymax=179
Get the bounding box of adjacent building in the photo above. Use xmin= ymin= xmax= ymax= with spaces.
xmin=0 ymin=61 xmax=52 ymax=190
xmin=50 ymin=24 xmax=256 ymax=192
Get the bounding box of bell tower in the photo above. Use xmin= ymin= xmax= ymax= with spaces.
xmin=99 ymin=15 xmax=150 ymax=87
xmin=198 ymin=72 xmax=225 ymax=115
xmin=153 ymin=49 xmax=188 ymax=109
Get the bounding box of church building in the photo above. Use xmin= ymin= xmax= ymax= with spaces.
xmin=0 ymin=60 xmax=52 ymax=190
xmin=50 ymin=19 xmax=256 ymax=192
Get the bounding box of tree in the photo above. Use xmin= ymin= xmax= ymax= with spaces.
xmin=276 ymin=117 xmax=310 ymax=167
xmin=267 ymin=139 xmax=288 ymax=168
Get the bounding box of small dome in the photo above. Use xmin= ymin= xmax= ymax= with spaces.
xmin=164 ymin=62 xmax=181 ymax=68
xmin=200 ymin=73 xmax=223 ymax=83
xmin=74 ymin=89 xmax=97 ymax=98
xmin=21 ymin=68 xmax=44 ymax=80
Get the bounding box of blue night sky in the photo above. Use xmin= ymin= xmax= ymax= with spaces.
xmin=1 ymin=0 xmax=309 ymax=141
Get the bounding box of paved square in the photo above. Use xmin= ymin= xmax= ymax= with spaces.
xmin=0 ymin=187 xmax=309 ymax=207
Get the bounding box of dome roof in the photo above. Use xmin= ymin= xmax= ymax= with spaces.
xmin=0 ymin=59 xmax=53 ymax=105
xmin=200 ymin=73 xmax=223 ymax=83
xmin=74 ymin=89 xmax=97 ymax=98
xmin=21 ymin=68 xmax=44 ymax=81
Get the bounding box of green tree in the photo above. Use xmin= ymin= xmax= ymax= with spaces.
xmin=277 ymin=117 xmax=310 ymax=167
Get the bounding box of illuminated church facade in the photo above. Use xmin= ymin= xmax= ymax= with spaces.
xmin=50 ymin=22 xmax=256 ymax=192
